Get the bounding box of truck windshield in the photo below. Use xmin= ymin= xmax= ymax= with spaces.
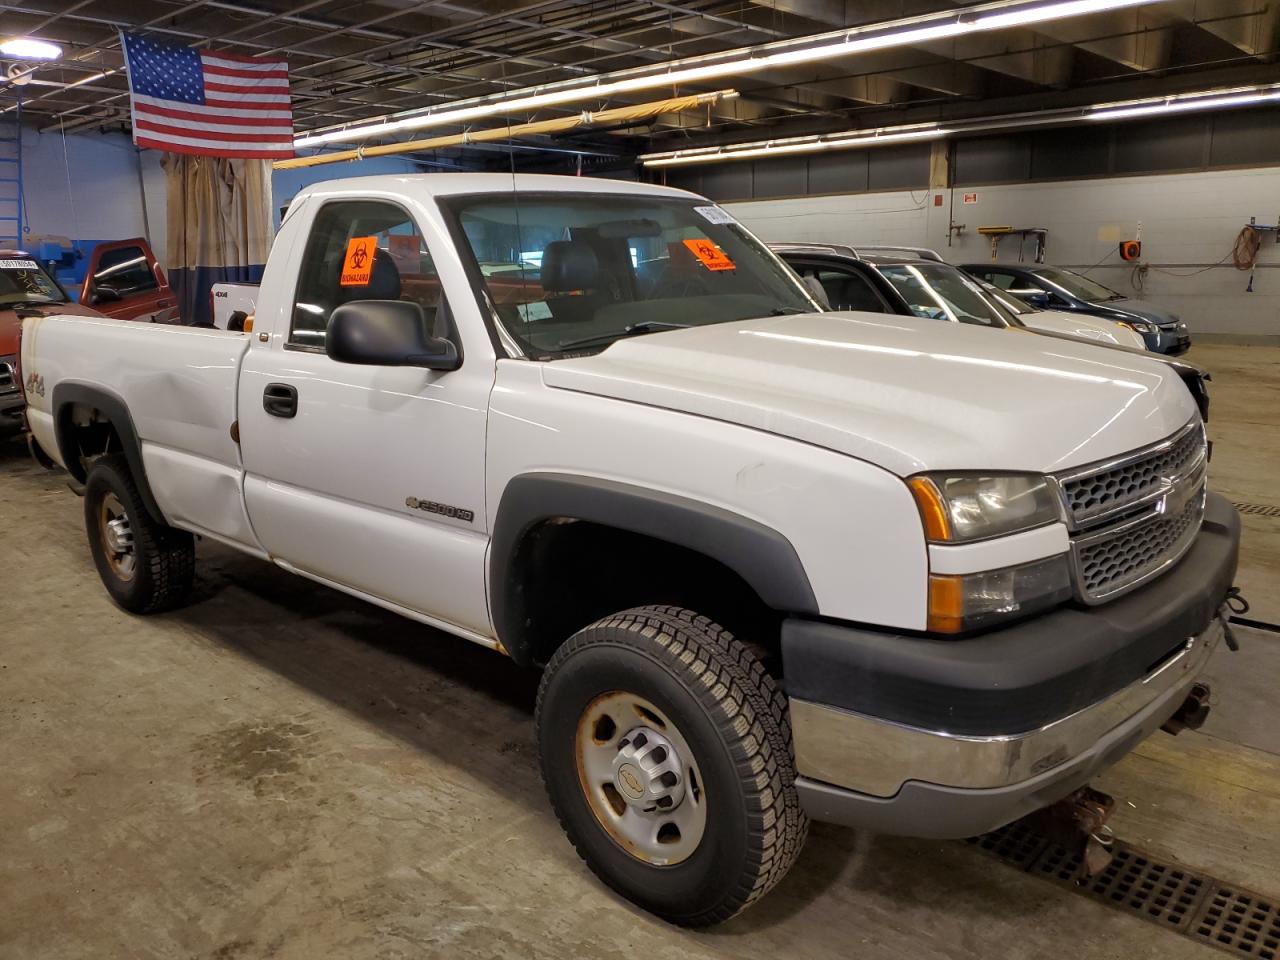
xmin=875 ymin=262 xmax=1016 ymax=328
xmin=0 ymin=255 xmax=68 ymax=307
xmin=445 ymin=193 xmax=818 ymax=358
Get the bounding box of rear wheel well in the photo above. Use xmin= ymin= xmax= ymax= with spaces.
xmin=509 ymin=519 xmax=782 ymax=673
xmin=56 ymin=401 xmax=124 ymax=481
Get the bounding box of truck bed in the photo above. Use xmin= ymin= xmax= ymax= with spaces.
xmin=24 ymin=315 xmax=257 ymax=549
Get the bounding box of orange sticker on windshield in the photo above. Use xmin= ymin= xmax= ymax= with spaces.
xmin=340 ymin=236 xmax=377 ymax=286
xmin=682 ymin=238 xmax=735 ymax=271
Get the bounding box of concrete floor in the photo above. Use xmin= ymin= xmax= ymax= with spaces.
xmin=2 ymin=344 xmax=1278 ymax=960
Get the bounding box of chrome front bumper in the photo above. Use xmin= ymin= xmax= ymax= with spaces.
xmin=791 ymin=615 xmax=1223 ymax=836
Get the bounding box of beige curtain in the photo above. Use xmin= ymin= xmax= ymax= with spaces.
xmin=161 ymin=154 xmax=273 ymax=324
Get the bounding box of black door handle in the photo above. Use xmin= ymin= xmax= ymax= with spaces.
xmin=263 ymin=383 xmax=298 ymax=418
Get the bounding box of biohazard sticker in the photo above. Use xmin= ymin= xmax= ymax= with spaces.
xmin=682 ymin=237 xmax=735 ymax=271
xmin=340 ymin=236 xmax=377 ymax=286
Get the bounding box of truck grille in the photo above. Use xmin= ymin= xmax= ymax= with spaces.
xmin=1056 ymin=419 xmax=1208 ymax=604
xmin=1059 ymin=419 xmax=1205 ymax=528
xmin=0 ymin=357 xmax=16 ymax=396
xmin=1074 ymin=483 xmax=1205 ymax=600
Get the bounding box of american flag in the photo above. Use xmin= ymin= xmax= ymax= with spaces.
xmin=121 ymin=33 xmax=294 ymax=159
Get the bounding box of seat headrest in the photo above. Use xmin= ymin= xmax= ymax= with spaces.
xmin=541 ymin=240 xmax=599 ymax=293
xmin=365 ymin=248 xmax=402 ymax=300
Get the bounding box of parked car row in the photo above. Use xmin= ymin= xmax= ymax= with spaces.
xmin=769 ymin=242 xmax=1149 ymax=349
xmin=15 ymin=174 xmax=1237 ymax=927
xmin=768 ymin=241 xmax=1188 ymax=355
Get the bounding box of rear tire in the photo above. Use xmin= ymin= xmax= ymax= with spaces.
xmin=536 ymin=605 xmax=807 ymax=926
xmin=84 ymin=453 xmax=194 ymax=614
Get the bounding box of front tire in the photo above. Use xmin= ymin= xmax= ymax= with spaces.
xmin=536 ymin=606 xmax=806 ymax=926
xmin=84 ymin=453 xmax=194 ymax=614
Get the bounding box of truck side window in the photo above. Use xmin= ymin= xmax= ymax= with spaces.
xmin=289 ymin=200 xmax=444 ymax=350
xmin=92 ymin=245 xmax=158 ymax=297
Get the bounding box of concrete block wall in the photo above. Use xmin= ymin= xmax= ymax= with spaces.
xmin=19 ymin=128 xmax=164 ymax=254
xmin=726 ymin=166 xmax=1280 ymax=339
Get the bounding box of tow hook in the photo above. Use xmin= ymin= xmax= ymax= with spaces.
xmin=1161 ymin=681 xmax=1211 ymax=735
xmin=1221 ymin=586 xmax=1249 ymax=652
xmin=1027 ymin=786 xmax=1117 ymax=878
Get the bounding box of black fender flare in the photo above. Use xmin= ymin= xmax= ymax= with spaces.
xmin=489 ymin=472 xmax=818 ymax=664
xmin=51 ymin=381 xmax=166 ymax=524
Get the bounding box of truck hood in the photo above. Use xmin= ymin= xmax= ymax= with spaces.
xmin=0 ymin=301 xmax=101 ymax=356
xmin=542 ymin=311 xmax=1197 ymax=477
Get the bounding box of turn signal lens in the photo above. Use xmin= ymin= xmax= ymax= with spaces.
xmin=908 ymin=476 xmax=952 ymax=541
xmin=927 ymin=556 xmax=1072 ymax=634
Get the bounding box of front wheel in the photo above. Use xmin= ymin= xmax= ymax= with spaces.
xmin=536 ymin=606 xmax=806 ymax=926
xmin=84 ymin=453 xmax=194 ymax=614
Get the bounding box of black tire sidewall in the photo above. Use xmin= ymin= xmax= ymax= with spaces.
xmin=539 ymin=629 xmax=755 ymax=923
xmin=84 ymin=457 xmax=156 ymax=613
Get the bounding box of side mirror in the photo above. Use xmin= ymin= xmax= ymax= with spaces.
xmin=326 ymin=299 xmax=460 ymax=371
xmin=1022 ymin=291 xmax=1052 ymax=309
xmin=90 ymin=287 xmax=123 ymax=305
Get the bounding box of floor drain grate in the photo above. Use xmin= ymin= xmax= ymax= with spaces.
xmin=969 ymin=824 xmax=1280 ymax=958
xmin=1193 ymin=887 xmax=1280 ymax=959
xmin=1083 ymin=847 xmax=1205 ymax=930
xmin=1232 ymin=501 xmax=1280 ymax=519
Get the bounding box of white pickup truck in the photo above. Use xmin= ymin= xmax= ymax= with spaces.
xmin=20 ymin=173 xmax=1240 ymax=926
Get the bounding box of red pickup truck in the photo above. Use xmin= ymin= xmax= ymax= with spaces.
xmin=1 ymin=242 xmax=174 ymax=436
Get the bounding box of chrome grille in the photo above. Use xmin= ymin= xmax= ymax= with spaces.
xmin=1059 ymin=421 xmax=1205 ymax=529
xmin=0 ymin=357 xmax=16 ymax=395
xmin=1073 ymin=483 xmax=1205 ymax=601
xmin=1056 ymin=419 xmax=1208 ymax=604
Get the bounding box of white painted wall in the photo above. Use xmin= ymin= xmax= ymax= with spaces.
xmin=727 ymin=166 xmax=1280 ymax=338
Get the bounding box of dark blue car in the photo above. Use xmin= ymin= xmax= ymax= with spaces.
xmin=960 ymin=263 xmax=1190 ymax=355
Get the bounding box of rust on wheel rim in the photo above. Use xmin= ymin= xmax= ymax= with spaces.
xmin=575 ymin=691 xmax=707 ymax=866
xmin=98 ymin=492 xmax=136 ymax=582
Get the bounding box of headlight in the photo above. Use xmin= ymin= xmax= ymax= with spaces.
xmin=907 ymin=473 xmax=1061 ymax=543
xmin=927 ymin=556 xmax=1073 ymax=633
xmin=1119 ymin=319 xmax=1155 ymax=333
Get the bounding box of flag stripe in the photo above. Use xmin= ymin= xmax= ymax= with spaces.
xmin=135 ymin=136 xmax=294 ymax=159
xmin=134 ymin=101 xmax=291 ymax=127
xmin=132 ymin=94 xmax=292 ymax=120
xmin=201 ymin=95 xmax=292 ymax=110
xmin=123 ymin=32 xmax=294 ymax=159
xmin=203 ymin=81 xmax=291 ymax=98
xmin=201 ymin=65 xmax=290 ymax=82
xmin=135 ymin=118 xmax=292 ymax=141
xmin=199 ymin=49 xmax=287 ymax=66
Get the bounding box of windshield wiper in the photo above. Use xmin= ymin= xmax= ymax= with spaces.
xmin=558 ymin=321 xmax=690 ymax=351
xmin=770 ymin=306 xmax=808 ymax=315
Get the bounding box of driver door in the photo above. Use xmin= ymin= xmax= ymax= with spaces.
xmin=237 ymin=197 xmax=494 ymax=638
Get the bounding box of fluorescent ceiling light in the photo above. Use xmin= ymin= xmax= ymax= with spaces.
xmin=294 ymin=0 xmax=1165 ymax=149
xmin=1087 ymin=88 xmax=1280 ymax=120
xmin=641 ymin=82 xmax=1280 ymax=166
xmin=645 ymin=126 xmax=948 ymax=166
xmin=1 ymin=37 xmax=63 ymax=60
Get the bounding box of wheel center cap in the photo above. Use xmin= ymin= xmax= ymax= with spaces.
xmin=610 ymin=726 xmax=686 ymax=813
xmin=616 ymin=763 xmax=645 ymax=800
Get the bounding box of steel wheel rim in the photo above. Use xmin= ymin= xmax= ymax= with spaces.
xmin=98 ymin=492 xmax=136 ymax=582
xmin=575 ymin=691 xmax=707 ymax=866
